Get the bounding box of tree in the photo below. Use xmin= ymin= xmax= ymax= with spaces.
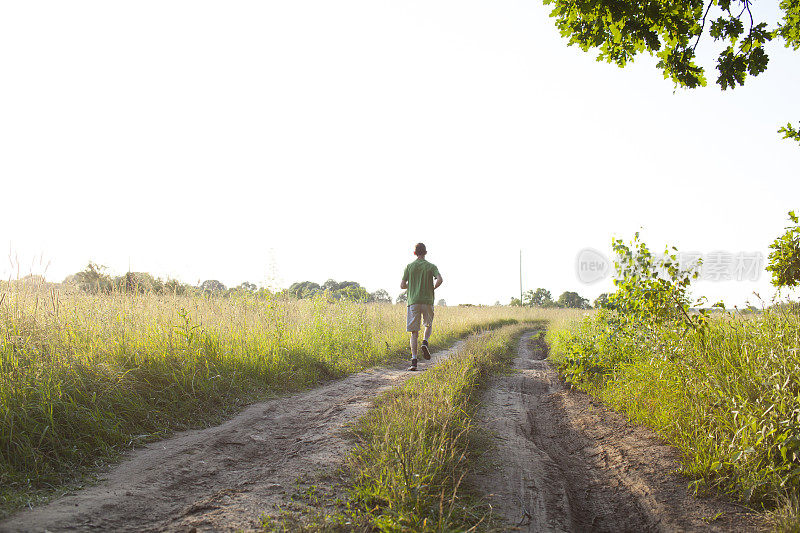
xmin=236 ymin=281 xmax=257 ymax=293
xmin=767 ymin=210 xmax=800 ymax=288
xmin=321 ymin=279 xmax=361 ymax=293
xmin=593 ymin=293 xmax=614 ymax=309
xmin=437 ymin=299 xmax=447 ymax=306
xmin=397 ymin=291 xmax=408 ymax=304
xmin=322 ymin=279 xmax=339 ymax=292
xmin=255 ymin=287 xmax=273 ymax=299
xmin=124 ymin=272 xmax=136 ymax=293
xmin=332 ymin=282 xmax=363 ymax=300
xmin=113 ymin=271 xmax=164 ymax=294
xmin=509 ymin=296 xmax=522 ymax=307
xmin=371 ymin=289 xmax=392 ymax=304
xmin=288 ymin=281 xmax=321 ymax=299
xmin=70 ymin=262 xmax=114 ymax=294
xmin=200 ymin=279 xmax=227 ymax=295
xmin=525 ymin=288 xmax=554 ymax=307
xmin=557 ymin=291 xmax=591 ymax=309
xmin=543 ymin=0 xmax=800 ymax=144
xmin=288 ymin=279 xmax=389 ymax=302
xmin=164 ymin=278 xmax=191 ymax=295
xmin=523 ymin=289 xmax=536 ymax=307
xmin=339 ymin=285 xmax=370 ymax=302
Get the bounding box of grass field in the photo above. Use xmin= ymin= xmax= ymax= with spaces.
xmin=0 ymin=280 xmax=559 ymax=517
xmin=548 ymin=306 xmax=800 ymax=527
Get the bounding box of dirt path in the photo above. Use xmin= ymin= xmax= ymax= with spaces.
xmin=471 ymin=330 xmax=767 ymax=532
xmin=3 ymin=330 xmax=772 ymax=532
xmin=0 ymin=343 xmax=460 ymax=533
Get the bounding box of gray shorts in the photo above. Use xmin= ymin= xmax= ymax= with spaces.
xmin=406 ymin=303 xmax=434 ymax=332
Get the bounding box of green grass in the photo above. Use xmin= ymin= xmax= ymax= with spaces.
xmin=340 ymin=323 xmax=537 ymax=532
xmin=0 ymin=281 xmax=552 ymax=517
xmin=548 ymin=306 xmax=800 ymax=528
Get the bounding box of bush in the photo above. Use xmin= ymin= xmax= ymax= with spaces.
xmin=549 ymin=233 xmax=800 ymax=509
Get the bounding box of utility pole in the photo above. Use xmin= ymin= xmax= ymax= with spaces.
xmin=519 ymin=249 xmax=523 ymax=306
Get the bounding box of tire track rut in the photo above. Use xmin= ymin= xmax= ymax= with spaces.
xmin=472 ymin=330 xmax=767 ymax=532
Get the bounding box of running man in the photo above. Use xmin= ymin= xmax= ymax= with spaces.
xmin=401 ymin=242 xmax=443 ymax=371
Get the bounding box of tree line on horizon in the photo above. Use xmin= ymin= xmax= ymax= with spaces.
xmin=511 ymin=288 xmax=592 ymax=310
xmin=286 ymin=279 xmax=392 ymax=303
xmin=56 ymin=262 xmax=397 ymax=303
xmin=35 ymin=262 xmax=593 ymax=309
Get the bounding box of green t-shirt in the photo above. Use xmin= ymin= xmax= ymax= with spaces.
xmin=402 ymin=258 xmax=440 ymax=306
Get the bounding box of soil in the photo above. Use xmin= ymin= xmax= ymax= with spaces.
xmin=470 ymin=330 xmax=768 ymax=532
xmin=1 ymin=329 xmax=771 ymax=532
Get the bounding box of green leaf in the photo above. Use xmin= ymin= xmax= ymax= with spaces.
xmin=778 ymin=122 xmax=800 ymax=145
xmin=747 ymin=47 xmax=769 ymax=76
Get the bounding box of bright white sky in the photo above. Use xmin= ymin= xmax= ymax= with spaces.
xmin=1 ymin=1 xmax=799 ymax=306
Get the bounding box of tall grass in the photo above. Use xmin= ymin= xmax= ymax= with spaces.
xmin=548 ymin=307 xmax=800 ymax=515
xmin=0 ymin=280 xmax=545 ymax=516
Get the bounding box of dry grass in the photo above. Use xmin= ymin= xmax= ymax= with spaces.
xmin=0 ymin=279 xmax=560 ymax=516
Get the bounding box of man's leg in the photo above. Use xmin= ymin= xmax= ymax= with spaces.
xmin=407 ymin=305 xmax=421 ymax=370
xmin=420 ymin=305 xmax=434 ymax=359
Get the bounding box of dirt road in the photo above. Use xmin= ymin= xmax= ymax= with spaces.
xmin=472 ymin=330 xmax=766 ymax=532
xmin=2 ymin=329 xmax=768 ymax=532
xmin=0 ymin=344 xmax=459 ymax=533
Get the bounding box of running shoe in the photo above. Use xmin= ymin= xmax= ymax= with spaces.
xmin=421 ymin=340 xmax=431 ymax=360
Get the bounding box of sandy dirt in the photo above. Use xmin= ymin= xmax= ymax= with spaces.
xmin=471 ymin=330 xmax=768 ymax=532
xmin=0 ymin=344 xmax=457 ymax=533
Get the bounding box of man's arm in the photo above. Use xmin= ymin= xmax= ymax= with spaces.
xmin=434 ymin=274 xmax=443 ymax=290
xmin=400 ymin=279 xmax=408 ymax=289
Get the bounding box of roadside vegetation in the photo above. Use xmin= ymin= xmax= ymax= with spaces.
xmin=0 ymin=279 xmax=544 ymax=517
xmin=550 ymin=305 xmax=800 ymax=504
xmin=548 ymin=217 xmax=800 ymax=528
xmin=345 ymin=324 xmax=531 ymax=531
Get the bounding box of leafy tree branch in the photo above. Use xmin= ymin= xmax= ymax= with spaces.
xmin=543 ymin=0 xmax=799 ymax=144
